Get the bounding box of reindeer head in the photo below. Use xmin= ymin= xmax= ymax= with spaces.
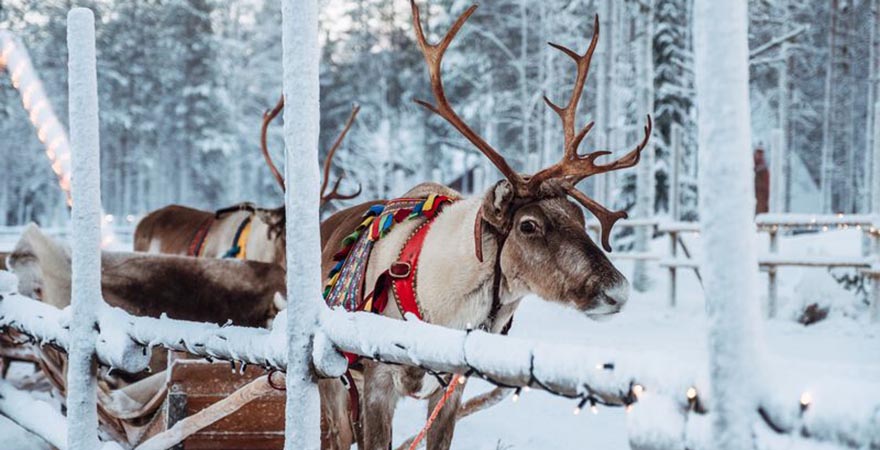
xmin=411 ymin=1 xmax=652 ymax=319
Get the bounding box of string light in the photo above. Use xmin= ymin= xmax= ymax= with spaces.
xmin=512 ymin=387 xmax=521 ymax=403
xmin=632 ymin=384 xmax=644 ymax=398
xmin=686 ymin=386 xmax=697 ymax=400
xmin=0 ymin=33 xmax=73 ymax=205
xmin=800 ymin=391 xmax=812 ymax=412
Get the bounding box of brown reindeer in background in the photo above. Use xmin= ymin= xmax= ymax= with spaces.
xmin=316 ymin=2 xmax=652 ymax=449
xmin=133 ymin=101 xmax=361 ymax=268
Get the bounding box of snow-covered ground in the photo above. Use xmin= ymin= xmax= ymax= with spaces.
xmin=1 ymin=228 xmax=878 ymax=449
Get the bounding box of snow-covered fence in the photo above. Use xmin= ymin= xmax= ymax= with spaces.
xmin=756 ymin=213 xmax=880 ymax=319
xmin=0 ymin=272 xmax=880 ymax=448
xmin=3 ymin=281 xmax=879 ymax=449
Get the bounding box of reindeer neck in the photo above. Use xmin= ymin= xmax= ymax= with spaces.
xmin=412 ymin=197 xmax=520 ymax=332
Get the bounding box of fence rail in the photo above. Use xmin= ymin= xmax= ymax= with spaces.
xmin=1 ymin=276 xmax=879 ymax=449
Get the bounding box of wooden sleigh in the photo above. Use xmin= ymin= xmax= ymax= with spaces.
xmin=0 ymin=336 xmax=287 ymax=450
xmin=150 ymin=355 xmax=286 ymax=450
xmin=2 ymin=332 xmax=509 ymax=450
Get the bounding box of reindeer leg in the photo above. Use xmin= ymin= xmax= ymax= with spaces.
xmin=425 ymin=378 xmax=465 ymax=450
xmin=362 ymin=362 xmax=400 ymax=450
xmin=319 ymin=378 xmax=354 ymax=450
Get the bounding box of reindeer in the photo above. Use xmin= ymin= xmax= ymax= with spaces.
xmin=7 ymin=224 xmax=284 ymax=327
xmin=316 ymin=2 xmax=652 ymax=449
xmin=133 ymin=101 xmax=361 ymax=266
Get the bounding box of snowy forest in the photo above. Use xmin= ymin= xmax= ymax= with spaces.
xmin=1 ymin=0 xmax=877 ymax=226
xmin=2 ymin=1 xmax=880 ymax=449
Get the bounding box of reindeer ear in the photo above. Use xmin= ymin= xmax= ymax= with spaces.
xmin=255 ymin=207 xmax=284 ymax=227
xmin=481 ymin=180 xmax=516 ymax=231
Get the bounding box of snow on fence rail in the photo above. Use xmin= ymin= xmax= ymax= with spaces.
xmin=2 ymin=277 xmax=879 ymax=449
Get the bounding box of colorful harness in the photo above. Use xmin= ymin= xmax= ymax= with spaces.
xmin=222 ymin=216 xmax=253 ymax=259
xmin=323 ymin=194 xmax=456 ymax=321
xmin=322 ymin=194 xmax=456 ymax=428
xmin=187 ymin=214 xmax=252 ymax=260
xmin=322 ymin=192 xmax=516 ymax=433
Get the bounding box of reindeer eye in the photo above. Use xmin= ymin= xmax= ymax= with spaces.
xmin=519 ymin=219 xmax=539 ymax=235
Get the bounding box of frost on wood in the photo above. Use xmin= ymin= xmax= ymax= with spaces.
xmin=66 ymin=8 xmax=101 ymax=450
xmin=281 ymin=0 xmax=323 ymax=446
xmin=693 ymin=1 xmax=766 ymax=449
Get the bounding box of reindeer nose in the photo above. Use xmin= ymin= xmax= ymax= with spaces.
xmin=602 ymin=280 xmax=629 ymax=308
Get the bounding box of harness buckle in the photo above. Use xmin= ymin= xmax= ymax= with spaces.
xmin=389 ymin=261 xmax=412 ymax=279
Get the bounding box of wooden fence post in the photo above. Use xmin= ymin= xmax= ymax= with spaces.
xmin=694 ymin=1 xmax=767 ymax=448
xmin=66 ymin=8 xmax=101 ymax=450
xmin=281 ymin=0 xmax=323 ymax=448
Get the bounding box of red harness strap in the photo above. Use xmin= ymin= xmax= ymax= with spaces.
xmin=187 ymin=217 xmax=214 ymax=257
xmin=341 ymin=198 xmax=453 ymax=433
xmin=388 ymin=218 xmax=436 ymax=321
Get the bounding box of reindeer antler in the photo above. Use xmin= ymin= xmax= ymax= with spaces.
xmin=411 ymin=0 xmax=527 ymax=192
xmin=260 ymin=95 xmax=286 ymax=191
xmin=410 ymin=2 xmax=652 ymax=252
xmin=531 ymin=18 xmax=652 ymax=250
xmin=260 ymin=97 xmax=362 ymax=205
xmin=320 ymin=104 xmax=362 ymax=206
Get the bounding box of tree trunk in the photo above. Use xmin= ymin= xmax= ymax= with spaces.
xmin=820 ymin=0 xmax=838 ymax=213
xmin=633 ymin=0 xmax=655 ymax=292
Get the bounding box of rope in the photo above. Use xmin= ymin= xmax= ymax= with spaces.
xmin=408 ymin=373 xmax=461 ymax=450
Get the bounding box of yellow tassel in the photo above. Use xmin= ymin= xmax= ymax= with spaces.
xmin=423 ymin=194 xmax=437 ymax=211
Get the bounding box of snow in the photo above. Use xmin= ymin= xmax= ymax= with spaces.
xmin=693 ymin=2 xmax=765 ymax=450
xmin=66 ymin=8 xmax=101 ymax=450
xmin=0 ymin=380 xmax=68 ymax=449
xmin=281 ymin=0 xmax=323 ymax=447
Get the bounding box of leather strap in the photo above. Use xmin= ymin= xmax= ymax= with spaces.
xmin=389 ymin=219 xmax=435 ymax=321
xmin=473 ymin=208 xmax=485 ymax=263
